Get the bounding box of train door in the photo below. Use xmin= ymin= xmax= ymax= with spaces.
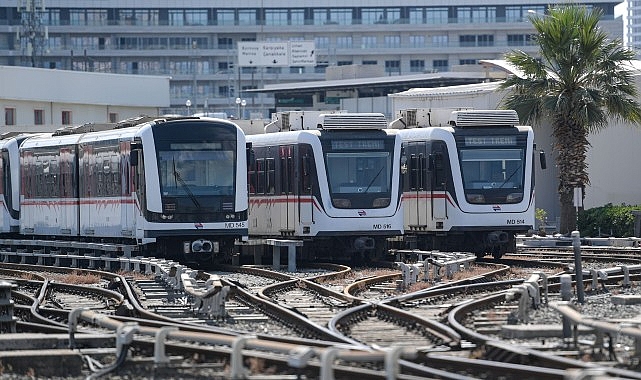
xmin=79 ymin=144 xmax=94 ymax=234
xmin=279 ymin=145 xmax=295 ymax=234
xmin=298 ymin=145 xmax=314 ymax=229
xmin=120 ymin=141 xmax=135 ymax=236
xmin=429 ymin=141 xmax=448 ymax=221
xmin=59 ymin=147 xmax=78 ymax=236
xmin=405 ymin=142 xmax=427 ymax=229
xmin=130 ymin=141 xmax=146 ymax=237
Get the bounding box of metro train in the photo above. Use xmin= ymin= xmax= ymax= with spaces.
xmin=391 ymin=108 xmax=546 ymax=259
xmin=0 ymin=116 xmax=248 ymax=264
xmin=245 ymin=112 xmax=404 ymax=262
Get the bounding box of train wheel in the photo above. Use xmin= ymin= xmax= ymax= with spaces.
xmin=492 ymin=244 xmax=507 ymax=260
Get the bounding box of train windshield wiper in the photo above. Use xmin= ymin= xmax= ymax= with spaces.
xmin=173 ymin=158 xmax=201 ymax=208
xmin=498 ymin=163 xmax=521 ymax=189
xmin=364 ymin=166 xmax=385 ymax=193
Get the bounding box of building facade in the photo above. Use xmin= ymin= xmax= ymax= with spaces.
xmin=0 ymin=1 xmax=622 ymax=118
xmin=0 ymin=65 xmax=169 ymax=131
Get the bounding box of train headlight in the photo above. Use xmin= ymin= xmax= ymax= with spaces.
xmin=332 ymin=198 xmax=351 ymax=208
xmin=372 ymin=198 xmax=390 ymax=208
xmin=506 ymin=193 xmax=523 ymax=203
xmin=466 ymin=194 xmax=485 ymax=203
xmin=191 ymin=239 xmax=214 ymax=253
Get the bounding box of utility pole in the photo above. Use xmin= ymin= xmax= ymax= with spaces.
xmin=16 ymin=0 xmax=48 ymax=68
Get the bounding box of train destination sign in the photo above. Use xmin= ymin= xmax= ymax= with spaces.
xmin=464 ymin=135 xmax=517 ymax=146
xmin=238 ymin=41 xmax=316 ymax=67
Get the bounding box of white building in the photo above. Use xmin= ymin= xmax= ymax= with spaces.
xmin=0 ymin=65 xmax=170 ymax=132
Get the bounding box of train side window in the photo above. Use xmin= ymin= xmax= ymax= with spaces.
xmin=59 ymin=148 xmax=73 ymax=198
xmin=112 ymin=155 xmax=120 ymax=196
xmin=103 ymin=158 xmax=112 ymax=196
xmin=409 ymin=154 xmax=418 ymax=190
xmin=22 ymin=151 xmax=31 ymax=198
xmin=419 ymin=154 xmax=427 ymax=190
xmin=266 ymin=157 xmax=275 ymax=194
xmin=279 ymin=156 xmax=287 ymax=195
xmin=287 ymin=153 xmax=294 ymax=194
xmin=256 ymin=158 xmax=265 ymax=193
xmin=301 ymin=154 xmax=311 ymax=192
xmin=430 ymin=149 xmax=447 ymax=190
xmin=248 ymin=154 xmax=256 ymax=194
xmin=95 ymin=158 xmax=104 ymax=197
xmin=279 ymin=147 xmax=294 ymax=195
xmin=49 ymin=159 xmax=59 ymax=197
xmin=35 ymin=159 xmax=44 ymax=198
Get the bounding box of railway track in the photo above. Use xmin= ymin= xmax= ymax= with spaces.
xmin=1 ymin=245 xmax=641 ymax=379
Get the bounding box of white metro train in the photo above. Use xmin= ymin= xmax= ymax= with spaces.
xmin=245 ymin=112 xmax=404 ymax=262
xmin=392 ymin=109 xmax=546 ymax=259
xmin=0 ymin=116 xmax=248 ymax=264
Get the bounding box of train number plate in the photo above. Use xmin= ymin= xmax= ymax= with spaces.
xmin=506 ymin=219 xmax=525 ymax=225
xmin=373 ymin=223 xmax=392 ymax=230
xmin=225 ymin=221 xmax=246 ymax=229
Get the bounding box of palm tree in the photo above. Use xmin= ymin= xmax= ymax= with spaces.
xmin=499 ymin=5 xmax=641 ymax=234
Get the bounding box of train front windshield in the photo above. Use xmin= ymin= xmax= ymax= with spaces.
xmin=158 ymin=144 xmax=235 ymax=198
xmin=458 ymin=134 xmax=526 ymax=205
xmin=323 ymin=137 xmax=394 ymax=209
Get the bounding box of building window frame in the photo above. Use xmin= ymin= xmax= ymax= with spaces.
xmin=34 ymin=109 xmax=44 ymax=125
xmin=4 ymin=108 xmax=16 ymax=126
xmin=62 ymin=110 xmax=72 ymax=125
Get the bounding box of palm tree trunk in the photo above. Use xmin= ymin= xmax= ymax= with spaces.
xmin=559 ymin=190 xmax=577 ymax=234
xmin=554 ymin=117 xmax=589 ymax=234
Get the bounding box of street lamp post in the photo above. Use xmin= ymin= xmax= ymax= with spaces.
xmin=241 ymin=99 xmax=247 ymax=120
xmin=235 ymin=97 xmax=241 ymax=120
xmin=185 ymin=99 xmax=192 ymax=116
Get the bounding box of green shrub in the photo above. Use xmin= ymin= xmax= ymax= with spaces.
xmin=577 ymin=203 xmax=641 ymax=237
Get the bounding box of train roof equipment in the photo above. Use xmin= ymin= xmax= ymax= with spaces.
xmin=389 ymin=108 xmax=521 ymax=129
xmin=264 ymin=110 xmax=388 ymax=132
xmin=51 ymin=115 xmax=210 ymax=136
